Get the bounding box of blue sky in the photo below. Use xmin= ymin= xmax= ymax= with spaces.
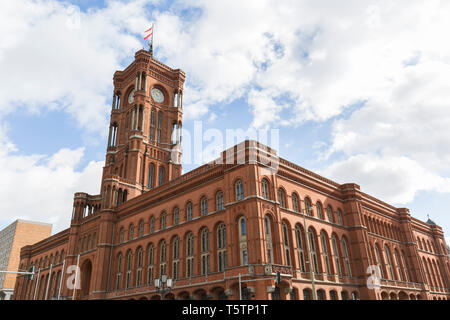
xmin=1 ymin=0 xmax=450 ymax=243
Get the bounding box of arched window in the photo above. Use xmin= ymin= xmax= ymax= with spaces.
xmin=400 ymin=250 xmax=410 ymax=282
xmin=375 ymin=244 xmax=385 ymax=279
xmin=173 ymin=207 xmax=179 ymax=225
xmin=157 ymin=111 xmax=162 ymax=143
xmin=161 ymin=212 xmax=167 ymax=230
xmin=240 ymin=218 xmax=246 ymax=236
xmin=394 ymin=249 xmax=403 ymax=281
xmin=186 ymin=233 xmax=194 ymax=278
xmin=239 ymin=217 xmax=248 ymax=266
xmin=158 ymin=166 xmax=165 ymax=186
xmin=112 ymin=92 xmax=121 ymax=110
xmin=139 ymin=221 xmax=144 ymax=238
xmin=331 ymin=235 xmax=342 ymax=277
xmin=129 ymin=224 xmax=134 ymax=241
xmin=316 ymin=201 xmax=323 ymax=220
xmin=265 ymin=216 xmax=273 ymax=264
xmin=150 ymin=216 xmax=155 ymax=233
xmin=126 ymin=251 xmax=132 ymax=289
xmin=217 ymin=223 xmax=227 ymax=272
xmin=136 ymin=247 xmax=143 ymax=286
xmin=201 ymin=228 xmax=210 ymax=275
xmin=330 ymin=290 xmax=338 ymax=300
xmin=423 ymin=257 xmax=431 ymax=286
xmin=337 ymin=209 xmax=343 ymax=225
xmin=305 ymin=198 xmax=312 ymax=216
xmin=54 ymin=271 xmax=61 ymax=298
xmin=327 ymin=205 xmax=334 ymax=223
xmin=435 ymin=260 xmax=444 ymax=288
xmin=186 ymin=202 xmax=193 ymax=221
xmin=216 ymin=191 xmax=224 ymax=211
xmin=278 ymin=188 xmax=286 ymax=208
xmin=147 ymin=163 xmax=154 ymax=188
xmin=292 ymin=193 xmax=299 ymax=212
xmin=428 ymin=259 xmax=437 ymax=288
xmin=116 ymin=253 xmax=123 ymax=289
xmin=384 ymin=245 xmax=395 ymax=280
xmin=160 ymin=240 xmax=166 ymax=276
xmin=235 ymin=180 xmax=244 ymax=201
xmin=282 ymin=222 xmax=291 ymax=265
xmin=341 ymin=291 xmax=349 ymax=300
xmin=201 ymin=197 xmax=208 ymax=216
xmin=262 ymin=179 xmax=269 ymax=200
xmin=342 ymin=238 xmax=352 ymax=277
xmin=172 ymin=237 xmax=179 ymax=280
xmin=308 ymin=228 xmax=319 ymax=273
xmin=303 ymin=289 xmax=312 ymax=300
xmin=295 ymin=225 xmax=306 ymax=273
xmin=147 ymin=244 xmax=154 ymax=285
xmin=317 ymin=289 xmax=326 ymax=300
xmin=320 ymin=231 xmax=331 ymax=275
xmin=108 ymin=123 xmax=119 ymax=147
xmin=149 ymin=108 xmax=156 ymax=141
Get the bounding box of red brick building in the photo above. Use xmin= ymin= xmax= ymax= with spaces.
xmin=13 ymin=49 xmax=450 ymax=300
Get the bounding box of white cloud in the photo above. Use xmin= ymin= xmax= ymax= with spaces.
xmin=0 ymin=0 xmax=155 ymax=137
xmin=154 ymin=1 xmax=450 ymax=127
xmin=151 ymin=0 xmax=450 ymax=205
xmin=0 ymin=133 xmax=104 ymax=233
xmin=322 ymin=154 xmax=450 ymax=204
xmin=0 ymin=0 xmax=157 ymax=232
xmin=323 ymin=60 xmax=450 ymax=204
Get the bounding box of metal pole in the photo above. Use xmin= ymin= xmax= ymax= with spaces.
xmin=45 ymin=264 xmax=53 ymax=300
xmin=160 ymin=278 xmax=165 ymax=301
xmin=20 ymin=272 xmax=26 ymax=300
xmin=238 ymin=273 xmax=242 ymax=300
xmin=302 ymin=207 xmax=317 ymax=300
xmin=72 ymin=254 xmax=80 ymax=300
xmin=33 ymin=268 xmax=41 ymax=300
xmin=58 ymin=259 xmax=66 ymax=300
xmin=0 ymin=271 xmax=35 ymax=275
xmin=152 ymin=23 xmax=155 ymax=55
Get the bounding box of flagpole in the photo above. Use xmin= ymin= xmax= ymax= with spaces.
xmin=151 ymin=22 xmax=154 ymax=56
xmin=144 ymin=23 xmax=154 ymax=56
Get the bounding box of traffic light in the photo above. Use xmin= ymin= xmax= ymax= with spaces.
xmin=276 ymin=272 xmax=281 ymax=285
xmin=28 ymin=266 xmax=35 ymax=281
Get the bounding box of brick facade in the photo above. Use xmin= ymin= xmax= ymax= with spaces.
xmin=12 ymin=50 xmax=450 ymax=301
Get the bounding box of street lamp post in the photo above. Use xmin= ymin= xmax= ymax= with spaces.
xmin=154 ymin=274 xmax=174 ymax=300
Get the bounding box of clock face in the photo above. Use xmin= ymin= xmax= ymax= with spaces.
xmin=128 ymin=90 xmax=135 ymax=104
xmin=151 ymin=88 xmax=165 ymax=103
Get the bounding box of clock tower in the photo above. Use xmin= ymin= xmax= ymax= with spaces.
xmin=100 ymin=49 xmax=185 ymax=208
